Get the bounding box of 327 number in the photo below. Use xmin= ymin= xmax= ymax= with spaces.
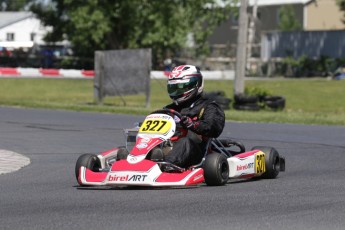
xmin=141 ymin=120 xmax=167 ymax=132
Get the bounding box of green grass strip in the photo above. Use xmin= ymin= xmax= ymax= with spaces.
xmin=1 ymin=78 xmax=344 ymax=125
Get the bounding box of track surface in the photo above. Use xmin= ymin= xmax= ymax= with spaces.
xmin=0 ymin=107 xmax=344 ymax=230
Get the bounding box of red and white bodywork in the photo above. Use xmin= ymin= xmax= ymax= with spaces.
xmin=227 ymin=150 xmax=266 ymax=179
xmin=78 ymin=159 xmax=204 ymax=187
xmin=78 ymin=113 xmax=204 ymax=187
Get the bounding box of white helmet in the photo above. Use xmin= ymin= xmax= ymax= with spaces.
xmin=167 ymin=65 xmax=204 ymax=105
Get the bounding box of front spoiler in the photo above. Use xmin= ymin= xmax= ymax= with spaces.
xmin=78 ymin=160 xmax=204 ymax=187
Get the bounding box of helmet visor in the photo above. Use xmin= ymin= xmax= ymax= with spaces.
xmin=167 ymin=77 xmax=200 ymax=97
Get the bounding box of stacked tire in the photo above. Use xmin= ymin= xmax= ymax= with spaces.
xmin=204 ymin=91 xmax=232 ymax=110
xmin=233 ymin=94 xmax=286 ymax=111
xmin=261 ymin=96 xmax=286 ymax=111
xmin=233 ymin=94 xmax=261 ymax=111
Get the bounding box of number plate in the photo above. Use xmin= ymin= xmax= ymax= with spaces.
xmin=139 ymin=118 xmax=172 ymax=134
xmin=255 ymin=152 xmax=266 ymax=174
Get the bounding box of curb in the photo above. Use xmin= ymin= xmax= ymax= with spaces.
xmin=0 ymin=150 xmax=31 ymax=175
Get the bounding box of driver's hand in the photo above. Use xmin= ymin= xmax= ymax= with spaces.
xmin=173 ymin=115 xmax=181 ymax=123
xmin=180 ymin=116 xmax=194 ymax=129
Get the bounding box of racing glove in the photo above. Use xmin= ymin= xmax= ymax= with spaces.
xmin=180 ymin=116 xmax=196 ymax=129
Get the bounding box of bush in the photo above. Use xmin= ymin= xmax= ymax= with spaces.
xmin=245 ymin=86 xmax=272 ymax=99
xmin=280 ymin=55 xmax=345 ymax=78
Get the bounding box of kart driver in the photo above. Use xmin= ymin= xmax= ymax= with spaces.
xmin=161 ymin=65 xmax=225 ymax=168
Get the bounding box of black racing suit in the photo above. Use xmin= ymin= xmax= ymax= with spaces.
xmin=164 ymin=94 xmax=225 ymax=168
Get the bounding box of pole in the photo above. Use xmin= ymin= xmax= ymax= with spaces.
xmin=94 ymin=51 xmax=104 ymax=104
xmin=247 ymin=0 xmax=259 ymax=71
xmin=234 ymin=0 xmax=249 ymax=95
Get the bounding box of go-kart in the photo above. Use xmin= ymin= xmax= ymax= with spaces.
xmin=75 ymin=109 xmax=285 ymax=187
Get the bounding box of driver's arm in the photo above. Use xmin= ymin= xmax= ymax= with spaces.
xmin=190 ymin=103 xmax=225 ymax=138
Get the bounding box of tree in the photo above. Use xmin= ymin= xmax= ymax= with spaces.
xmin=337 ymin=0 xmax=345 ymax=23
xmin=0 ymin=0 xmax=31 ymax=11
xmin=278 ymin=5 xmax=302 ymax=32
xmin=30 ymin=0 xmax=236 ymax=68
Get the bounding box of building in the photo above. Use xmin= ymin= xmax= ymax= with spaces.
xmin=209 ymin=0 xmax=344 ymax=45
xmin=260 ymin=0 xmax=345 ymax=61
xmin=0 ymin=11 xmax=48 ymax=51
xmin=0 ymin=11 xmax=73 ymax=68
xmin=204 ymin=0 xmax=345 ymax=70
xmin=304 ymin=0 xmax=345 ymax=30
xmin=253 ymin=0 xmax=344 ymax=31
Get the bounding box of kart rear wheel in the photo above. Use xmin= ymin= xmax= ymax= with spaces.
xmin=203 ymin=153 xmax=229 ymax=186
xmin=251 ymin=146 xmax=280 ymax=179
xmin=75 ymin=154 xmax=101 ymax=182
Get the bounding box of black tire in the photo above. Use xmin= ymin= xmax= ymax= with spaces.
xmin=262 ymin=96 xmax=283 ymax=101
xmin=204 ymin=91 xmax=225 ymax=99
xmin=204 ymin=93 xmax=232 ymax=110
xmin=75 ymin=154 xmax=101 ymax=182
xmin=234 ymin=94 xmax=259 ymax=104
xmin=218 ymin=103 xmax=231 ymax=110
xmin=251 ymin=146 xmax=280 ymax=179
xmin=266 ymin=100 xmax=285 ymax=110
xmin=214 ymin=97 xmax=232 ymax=105
xmin=203 ymin=153 xmax=229 ymax=186
xmin=233 ymin=103 xmax=261 ymax=111
xmin=263 ymin=96 xmax=286 ymax=110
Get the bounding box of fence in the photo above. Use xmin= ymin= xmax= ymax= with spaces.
xmin=261 ymin=30 xmax=345 ymax=61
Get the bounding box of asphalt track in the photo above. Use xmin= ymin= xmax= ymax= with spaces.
xmin=0 ymin=107 xmax=344 ymax=230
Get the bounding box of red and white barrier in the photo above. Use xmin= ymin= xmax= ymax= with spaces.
xmin=0 ymin=67 xmax=94 ymax=78
xmin=0 ymin=68 xmax=235 ymax=80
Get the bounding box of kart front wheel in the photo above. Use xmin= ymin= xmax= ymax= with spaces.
xmin=203 ymin=153 xmax=229 ymax=186
xmin=75 ymin=154 xmax=101 ymax=183
xmin=251 ymin=146 xmax=280 ymax=179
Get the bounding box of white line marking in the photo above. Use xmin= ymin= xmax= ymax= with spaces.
xmin=0 ymin=150 xmax=31 ymax=175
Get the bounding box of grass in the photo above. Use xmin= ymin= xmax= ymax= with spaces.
xmin=0 ymin=78 xmax=344 ymax=126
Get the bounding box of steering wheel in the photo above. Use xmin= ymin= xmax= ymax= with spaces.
xmin=150 ymin=109 xmax=182 ymax=120
xmin=150 ymin=109 xmax=186 ymax=141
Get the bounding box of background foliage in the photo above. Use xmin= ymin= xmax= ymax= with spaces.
xmin=277 ymin=5 xmax=302 ymax=32
xmin=30 ymin=0 xmax=236 ymax=68
xmin=0 ymin=0 xmax=29 ymax=11
xmin=337 ymin=0 xmax=345 ymax=22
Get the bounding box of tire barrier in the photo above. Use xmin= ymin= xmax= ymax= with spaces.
xmin=204 ymin=91 xmax=232 ymax=110
xmin=233 ymin=93 xmax=286 ymax=111
xmin=261 ymin=96 xmax=286 ymax=111
xmin=233 ymin=103 xmax=261 ymax=111
xmin=233 ymin=94 xmax=260 ymax=111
